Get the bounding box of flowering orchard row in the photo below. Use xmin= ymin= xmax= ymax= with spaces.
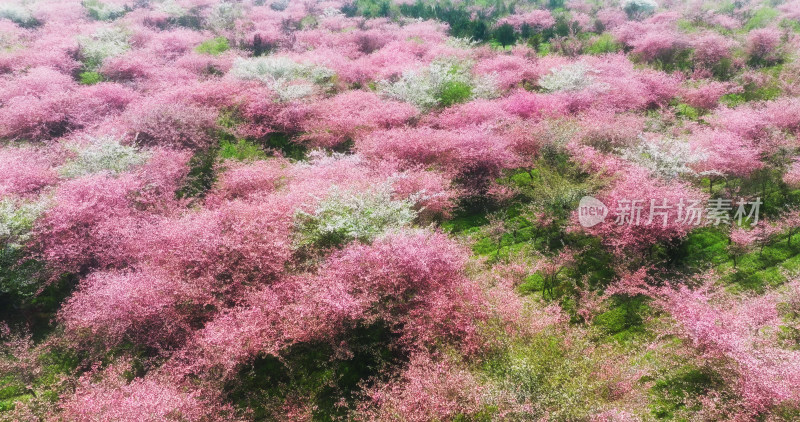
xmin=2 ymin=0 xmax=800 ymax=420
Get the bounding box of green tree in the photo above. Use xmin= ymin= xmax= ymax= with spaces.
xmin=493 ymin=23 xmax=517 ymax=48
xmin=472 ymin=20 xmax=489 ymax=42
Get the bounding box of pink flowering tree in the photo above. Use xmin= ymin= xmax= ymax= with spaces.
xmin=355 ymin=351 xmax=519 ymax=421
xmin=659 ymin=278 xmax=800 ymax=415
xmin=579 ymin=166 xmax=708 ymax=255
xmin=691 ymin=32 xmax=737 ymax=77
xmin=746 ymin=28 xmax=783 ymax=66
xmin=0 ymin=146 xmax=58 ymax=198
xmin=689 ymin=128 xmax=763 ymax=193
xmin=728 ymin=227 xmax=756 ymax=268
xmin=299 ymin=91 xmax=416 ymax=149
xmin=60 ymin=364 xmax=232 ymax=422
xmin=777 ymin=207 xmax=800 ymax=247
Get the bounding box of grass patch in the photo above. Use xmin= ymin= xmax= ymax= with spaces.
xmin=586 ymin=33 xmax=621 ymax=55
xmin=745 ymin=7 xmax=779 ymax=30
xmin=196 ymin=37 xmax=230 ymax=55
xmin=649 ymin=366 xmax=720 ymax=419
xmin=437 ymin=80 xmax=473 ymax=107
xmin=218 ymin=139 xmax=268 ymax=161
xmin=593 ymin=296 xmax=651 ymax=342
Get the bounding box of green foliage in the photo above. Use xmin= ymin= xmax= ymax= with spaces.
xmin=466 ymin=149 xmax=615 ymax=306
xmin=745 ymin=7 xmax=780 ymax=30
xmin=78 ymin=71 xmax=102 ymax=85
xmin=721 ymin=70 xmax=781 ymax=105
xmin=538 ymin=42 xmax=552 ymax=56
xmin=0 ymin=344 xmax=81 ymax=415
xmin=673 ymin=227 xmax=731 ymax=269
xmin=177 ymin=147 xmax=218 ymax=199
xmin=586 ymin=33 xmax=621 ymax=55
xmin=714 ymin=1 xmax=736 ymax=15
xmin=676 ymin=19 xmax=697 ymax=32
xmin=472 ymin=21 xmax=489 ymax=42
xmin=217 ymin=107 xmax=242 ymax=130
xmin=293 ymin=187 xmax=417 ymax=251
xmin=649 ymin=48 xmax=693 ymax=73
xmin=482 ymin=333 xmax=625 ymax=420
xmin=172 ymin=14 xmax=204 ymax=29
xmin=506 ymin=150 xmax=596 ymax=221
xmin=77 ymin=26 xmax=130 ymax=71
xmin=779 ymin=15 xmax=800 ymax=33
xmin=649 ymin=366 xmax=720 ymax=419
xmin=623 ymin=0 xmax=658 ymax=19
xmin=0 ymin=376 xmax=28 ymax=411
xmin=471 ymin=208 xmax=538 ymax=258
xmin=196 ymin=37 xmax=230 ymax=55
xmin=82 ymin=0 xmax=126 ymax=21
xmin=437 ymin=80 xmax=473 ymax=107
xmin=263 ymin=132 xmax=307 ymax=161
xmin=0 ymin=255 xmax=46 ymax=326
xmin=493 ymin=23 xmax=517 ymax=48
xmin=343 ymin=0 xmax=393 ymax=18
xmin=0 ymin=198 xmax=49 ymax=318
xmin=675 ymin=103 xmax=700 ymax=120
xmin=593 ymin=296 xmax=651 ymax=342
xmin=218 ymin=139 xmax=267 ymax=161
xmin=0 ymin=199 xmax=45 ymax=249
xmin=441 ymin=209 xmax=490 ymax=234
xmin=709 ymin=57 xmax=735 ymax=80
xmin=672 ymin=225 xmax=800 ymax=292
xmin=225 ymin=323 xmax=399 ymax=420
xmin=726 ymin=239 xmax=800 ymax=292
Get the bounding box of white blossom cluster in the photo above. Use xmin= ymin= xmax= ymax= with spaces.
xmin=58 ymin=137 xmax=150 ymax=179
xmin=379 ymin=59 xmax=498 ymax=110
xmin=78 ymin=26 xmax=130 ymax=69
xmin=293 ymin=185 xmax=417 ymax=249
xmin=620 ymin=136 xmax=706 ymax=179
xmin=207 ymin=1 xmax=242 ymax=32
xmin=0 ymin=198 xmax=48 ymax=251
xmin=82 ymin=0 xmax=126 ymax=21
xmin=539 ymin=63 xmax=604 ymax=93
xmin=230 ymin=56 xmax=336 ymax=101
xmin=445 ymin=37 xmax=480 ymax=50
xmin=0 ymin=4 xmax=36 ymax=27
xmin=156 ymin=0 xmax=188 ymax=18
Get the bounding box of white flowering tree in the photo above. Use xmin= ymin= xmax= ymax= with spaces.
xmin=78 ymin=26 xmax=130 ymax=70
xmin=230 ymin=56 xmax=336 ymax=101
xmin=539 ymin=63 xmax=605 ymax=93
xmin=622 ymin=0 xmax=658 ymax=19
xmin=58 ymin=137 xmax=150 ymax=179
xmin=379 ymin=59 xmax=498 ymax=110
xmin=293 ymin=185 xmax=418 ymax=250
